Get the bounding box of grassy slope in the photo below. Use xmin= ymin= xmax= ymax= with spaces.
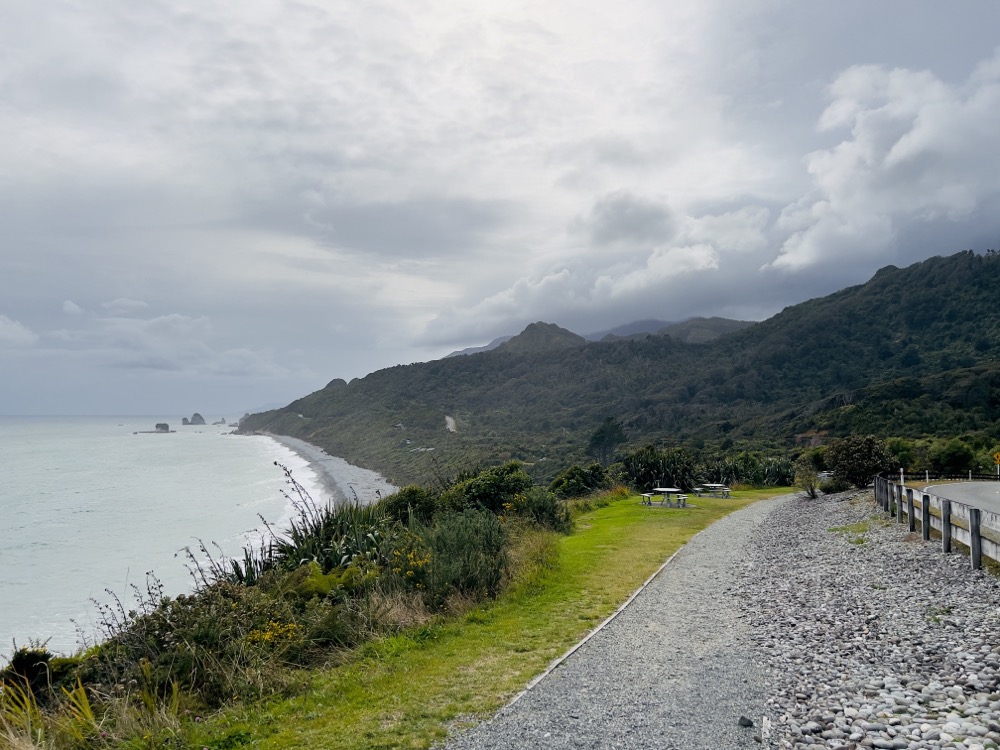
xmin=192 ymin=488 xmax=791 ymax=750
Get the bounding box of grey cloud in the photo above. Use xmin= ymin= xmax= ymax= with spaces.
xmin=549 ymin=136 xmax=656 ymax=171
xmin=4 ymin=1 xmax=1000 ymax=414
xmin=580 ymin=192 xmax=675 ymax=247
xmin=306 ymin=197 xmax=511 ymax=258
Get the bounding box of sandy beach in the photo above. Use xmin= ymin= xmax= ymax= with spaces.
xmin=267 ymin=434 xmax=398 ymax=505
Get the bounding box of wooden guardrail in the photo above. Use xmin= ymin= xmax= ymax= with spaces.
xmin=873 ymin=476 xmax=1000 ymax=570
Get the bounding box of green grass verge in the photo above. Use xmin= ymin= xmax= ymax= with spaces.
xmin=191 ymin=487 xmax=791 ymax=750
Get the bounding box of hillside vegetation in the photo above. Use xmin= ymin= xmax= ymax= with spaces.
xmin=241 ymin=251 xmax=1000 ymax=485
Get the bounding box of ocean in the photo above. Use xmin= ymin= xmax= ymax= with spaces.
xmin=0 ymin=416 xmax=339 ymax=660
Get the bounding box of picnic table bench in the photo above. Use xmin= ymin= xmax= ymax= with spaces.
xmin=642 ymin=488 xmax=688 ymax=507
xmin=694 ymin=485 xmax=731 ymax=498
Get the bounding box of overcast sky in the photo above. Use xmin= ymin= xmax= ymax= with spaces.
xmin=3 ymin=1 xmax=1000 ymax=415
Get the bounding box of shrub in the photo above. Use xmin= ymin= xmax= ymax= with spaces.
xmin=514 ymin=486 xmax=571 ymax=533
xmin=437 ymin=462 xmax=532 ymax=514
xmin=549 ymin=463 xmax=607 ymax=499
xmin=273 ymin=495 xmax=392 ymax=574
xmin=379 ymin=485 xmax=439 ymax=524
xmin=421 ymin=509 xmax=508 ymax=609
xmin=384 ymin=528 xmax=433 ymax=592
xmin=1 ymin=643 xmax=54 ymax=699
xmin=85 ymin=578 xmax=334 ymax=705
xmin=189 ymin=464 xmax=398 ymax=587
xmin=794 ymin=457 xmax=820 ymax=499
xmin=819 ymin=476 xmax=852 ymax=494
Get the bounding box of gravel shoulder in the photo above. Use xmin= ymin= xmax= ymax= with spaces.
xmin=739 ymin=492 xmax=1000 ymax=750
xmin=444 ymin=494 xmax=794 ymax=750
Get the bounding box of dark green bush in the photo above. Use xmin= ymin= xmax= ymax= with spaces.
xmin=549 ymin=463 xmax=607 ymax=499
xmin=422 ymin=509 xmax=508 ymax=608
xmin=1 ymin=643 xmax=54 ymax=699
xmin=438 ymin=462 xmax=532 ymax=514
xmin=819 ymin=476 xmax=852 ymax=494
xmin=517 ymin=486 xmax=571 ymax=532
xmin=378 ymin=484 xmax=439 ymax=524
xmin=86 ymin=579 xmax=357 ymax=705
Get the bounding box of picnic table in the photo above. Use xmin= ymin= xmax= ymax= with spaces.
xmin=694 ymin=484 xmax=731 ymax=498
xmin=641 ymin=487 xmax=689 ymax=507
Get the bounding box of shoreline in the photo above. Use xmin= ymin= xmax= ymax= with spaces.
xmin=265 ymin=434 xmax=398 ymax=506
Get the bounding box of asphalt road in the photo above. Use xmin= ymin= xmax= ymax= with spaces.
xmin=924 ymin=481 xmax=1000 ymax=514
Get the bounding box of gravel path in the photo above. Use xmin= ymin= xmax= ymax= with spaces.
xmin=739 ymin=492 xmax=1000 ymax=750
xmin=445 ymin=495 xmax=794 ymax=750
xmin=445 ymin=492 xmax=1000 ymax=749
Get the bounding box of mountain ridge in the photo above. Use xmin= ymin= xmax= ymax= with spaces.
xmin=241 ymin=251 xmax=1000 ymax=485
xmin=445 ymin=316 xmax=756 ymax=358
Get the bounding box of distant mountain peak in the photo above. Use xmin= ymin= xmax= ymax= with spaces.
xmin=584 ymin=319 xmax=671 ymax=341
xmin=497 ymin=321 xmax=586 ymax=353
xmin=445 ymin=334 xmax=514 ymax=358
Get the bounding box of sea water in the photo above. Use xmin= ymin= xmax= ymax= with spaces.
xmin=0 ymin=416 xmax=325 ymax=660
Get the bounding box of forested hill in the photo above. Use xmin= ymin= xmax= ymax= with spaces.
xmin=240 ymin=251 xmax=1000 ymax=485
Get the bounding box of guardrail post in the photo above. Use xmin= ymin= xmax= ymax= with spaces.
xmin=970 ymin=508 xmax=982 ymax=570
xmin=896 ymin=485 xmax=903 ymax=522
xmin=921 ymin=494 xmax=931 ymax=541
xmin=942 ymin=500 xmax=952 ymax=553
xmin=906 ymin=489 xmax=915 ymax=532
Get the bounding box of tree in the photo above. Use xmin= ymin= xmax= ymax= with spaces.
xmin=928 ymin=438 xmax=976 ymax=473
xmin=825 ymin=435 xmax=894 ymax=488
xmin=588 ymin=418 xmax=627 ymax=466
xmin=794 ymin=456 xmax=819 ymax=499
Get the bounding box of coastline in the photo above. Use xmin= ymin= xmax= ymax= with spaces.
xmin=265 ymin=434 xmax=398 ymax=505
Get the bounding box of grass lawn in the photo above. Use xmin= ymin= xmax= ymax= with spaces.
xmin=192 ymin=487 xmax=792 ymax=750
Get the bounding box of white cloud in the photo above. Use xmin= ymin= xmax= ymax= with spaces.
xmin=769 ymin=50 xmax=1000 ymax=271
xmin=62 ymin=300 xmax=83 ymax=315
xmin=101 ymin=298 xmax=150 ymax=315
xmin=0 ymin=315 xmax=38 ymax=346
